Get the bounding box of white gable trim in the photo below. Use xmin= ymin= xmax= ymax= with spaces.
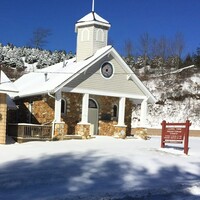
xmin=62 ymin=87 xmax=147 ymax=100
xmin=13 ymin=46 xmax=156 ymax=105
xmin=110 ymin=48 xmax=156 ymax=104
xmin=53 ymin=46 xmax=113 ymax=94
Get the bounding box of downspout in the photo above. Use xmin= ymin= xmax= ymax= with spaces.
xmin=48 ymin=91 xmax=55 ymax=99
xmin=48 ymin=91 xmax=56 ymax=138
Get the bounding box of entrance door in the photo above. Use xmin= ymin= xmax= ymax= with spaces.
xmin=88 ymin=99 xmax=98 ymax=135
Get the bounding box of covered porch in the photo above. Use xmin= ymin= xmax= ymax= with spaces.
xmin=52 ymin=89 xmax=149 ymax=139
xmin=8 ymin=90 xmax=149 ymax=142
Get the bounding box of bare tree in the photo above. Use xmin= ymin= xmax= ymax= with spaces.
xmin=151 ymin=38 xmax=158 ymax=58
xmin=124 ymin=39 xmax=135 ymax=69
xmin=139 ymin=32 xmax=151 ymax=67
xmin=124 ymin=39 xmax=134 ymax=57
xmin=152 ymin=36 xmax=169 ymax=74
xmin=29 ymin=28 xmax=51 ymax=49
xmin=169 ymin=32 xmax=185 ymax=68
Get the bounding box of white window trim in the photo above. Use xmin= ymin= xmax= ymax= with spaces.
xmin=81 ymin=28 xmax=90 ymax=41
xmin=96 ymin=29 xmax=104 ymax=42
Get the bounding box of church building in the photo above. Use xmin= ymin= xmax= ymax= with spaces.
xmin=9 ymin=2 xmax=156 ymax=140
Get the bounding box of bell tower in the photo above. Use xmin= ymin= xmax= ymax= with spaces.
xmin=75 ymin=0 xmax=111 ymax=62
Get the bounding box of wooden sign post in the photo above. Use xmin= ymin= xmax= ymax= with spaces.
xmin=161 ymin=120 xmax=191 ymax=155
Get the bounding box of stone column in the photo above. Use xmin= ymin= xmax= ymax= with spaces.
xmin=0 ymin=93 xmax=7 ymax=144
xmin=76 ymin=93 xmax=90 ymax=138
xmin=140 ymin=98 xmax=148 ymax=127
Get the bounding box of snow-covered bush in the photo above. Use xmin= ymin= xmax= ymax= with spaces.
xmin=0 ymin=43 xmax=74 ymax=70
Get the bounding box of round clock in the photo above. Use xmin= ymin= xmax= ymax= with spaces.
xmin=101 ymin=62 xmax=113 ymax=78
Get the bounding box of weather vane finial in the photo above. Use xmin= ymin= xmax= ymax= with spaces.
xmin=92 ymin=0 xmax=95 ymax=12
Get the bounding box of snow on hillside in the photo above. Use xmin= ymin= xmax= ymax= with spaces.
xmin=0 ymin=44 xmax=73 ymax=70
xmin=0 ymin=136 xmax=200 ymax=200
xmin=139 ymin=66 xmax=200 ymax=129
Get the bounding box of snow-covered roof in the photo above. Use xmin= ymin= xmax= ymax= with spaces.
xmin=75 ymin=12 xmax=111 ymax=32
xmin=0 ymin=71 xmax=18 ymax=109
xmin=0 ymin=71 xmax=18 ymax=93
xmin=77 ymin=12 xmax=109 ymax=24
xmin=13 ymin=46 xmax=113 ymax=98
xmin=12 ymin=45 xmax=156 ymax=104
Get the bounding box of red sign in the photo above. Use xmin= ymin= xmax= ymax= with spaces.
xmin=164 ymin=127 xmax=185 ymax=140
xmin=161 ymin=120 xmax=191 ymax=155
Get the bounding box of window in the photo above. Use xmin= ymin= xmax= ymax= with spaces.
xmin=113 ymin=105 xmax=118 ymax=118
xmin=81 ymin=28 xmax=90 ymax=41
xmin=89 ymin=99 xmax=98 ymax=108
xmin=61 ymin=99 xmax=66 ymax=115
xmin=96 ymin=29 xmax=104 ymax=42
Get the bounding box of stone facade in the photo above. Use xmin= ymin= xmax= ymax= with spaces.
xmin=61 ymin=93 xmax=82 ymax=134
xmin=13 ymin=95 xmax=55 ymax=124
xmin=75 ymin=124 xmax=91 ymax=139
xmin=114 ymin=126 xmax=127 ymax=139
xmin=0 ymin=93 xmax=7 ymax=144
xmin=10 ymin=92 xmax=134 ymax=138
xmin=54 ymin=122 xmax=65 ymax=137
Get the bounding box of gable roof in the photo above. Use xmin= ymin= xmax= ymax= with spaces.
xmin=13 ymin=46 xmax=112 ymax=98
xmin=0 ymin=70 xmax=18 ymax=109
xmin=0 ymin=70 xmax=18 ymax=93
xmin=13 ymin=46 xmax=156 ymax=104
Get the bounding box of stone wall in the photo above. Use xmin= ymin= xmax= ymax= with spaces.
xmin=114 ymin=126 xmax=127 ymax=139
xmin=0 ymin=93 xmax=7 ymax=144
xmin=75 ymin=124 xmax=91 ymax=139
xmin=91 ymin=95 xmax=133 ymax=136
xmin=61 ymin=93 xmax=82 ymax=134
xmin=12 ymin=93 xmax=134 ymax=137
xmin=99 ymin=120 xmax=117 ymax=136
xmin=125 ymin=99 xmax=134 ymax=135
xmin=14 ymin=95 xmax=55 ymax=124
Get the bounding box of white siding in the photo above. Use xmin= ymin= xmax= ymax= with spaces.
xmin=66 ymin=56 xmax=145 ymax=97
xmin=76 ymin=25 xmax=108 ymax=62
xmin=76 ymin=26 xmax=94 ymax=62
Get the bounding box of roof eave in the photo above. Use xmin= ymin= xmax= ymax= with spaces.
xmin=75 ymin=21 xmax=111 ymax=32
xmin=13 ymin=89 xmax=54 ymax=99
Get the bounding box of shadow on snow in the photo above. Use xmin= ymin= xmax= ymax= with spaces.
xmin=0 ymin=151 xmax=199 ymax=200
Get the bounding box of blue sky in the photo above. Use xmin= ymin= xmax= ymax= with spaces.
xmin=1 ymin=0 xmax=200 ymax=57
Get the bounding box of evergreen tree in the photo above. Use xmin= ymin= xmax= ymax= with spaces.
xmin=182 ymin=54 xmax=194 ymax=67
xmin=193 ymin=47 xmax=200 ymax=68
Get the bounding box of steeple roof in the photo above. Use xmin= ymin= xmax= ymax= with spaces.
xmin=75 ymin=12 xmax=111 ymax=32
xmin=77 ymin=12 xmax=109 ymax=24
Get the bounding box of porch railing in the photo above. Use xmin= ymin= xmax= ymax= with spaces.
xmin=8 ymin=123 xmax=52 ymax=139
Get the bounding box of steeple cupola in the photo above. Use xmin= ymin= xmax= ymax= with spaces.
xmin=75 ymin=1 xmax=111 ymax=62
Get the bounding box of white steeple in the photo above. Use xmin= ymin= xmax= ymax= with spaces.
xmin=75 ymin=0 xmax=111 ymax=62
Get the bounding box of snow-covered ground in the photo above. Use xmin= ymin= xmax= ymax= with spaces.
xmin=0 ymin=136 xmax=200 ymax=200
